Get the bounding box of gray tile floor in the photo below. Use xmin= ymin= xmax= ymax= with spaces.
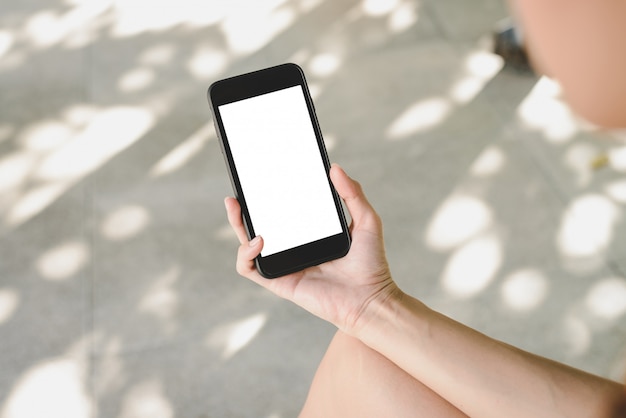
xmin=1 ymin=0 xmax=626 ymax=417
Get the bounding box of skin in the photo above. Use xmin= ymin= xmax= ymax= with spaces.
xmin=224 ymin=2 xmax=626 ymax=415
xmin=510 ymin=0 xmax=626 ymax=128
xmin=224 ymin=165 xmax=394 ymax=336
xmin=300 ymin=331 xmax=467 ymax=417
xmin=225 ymin=166 xmax=625 ymax=417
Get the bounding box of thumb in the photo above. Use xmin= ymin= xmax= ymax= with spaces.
xmin=236 ymin=236 xmax=264 ymax=276
xmin=330 ymin=164 xmax=381 ymax=232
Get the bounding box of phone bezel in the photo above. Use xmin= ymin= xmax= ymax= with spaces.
xmin=208 ymin=63 xmax=351 ymax=278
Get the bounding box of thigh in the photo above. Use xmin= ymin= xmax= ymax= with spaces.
xmin=300 ymin=331 xmax=468 ymax=418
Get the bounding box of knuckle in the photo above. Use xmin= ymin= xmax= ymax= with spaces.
xmin=352 ymin=180 xmax=364 ymax=194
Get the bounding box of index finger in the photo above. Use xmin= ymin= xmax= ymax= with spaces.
xmin=224 ymin=197 xmax=250 ymax=244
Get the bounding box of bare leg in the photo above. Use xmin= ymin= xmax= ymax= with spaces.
xmin=300 ymin=331 xmax=468 ymax=417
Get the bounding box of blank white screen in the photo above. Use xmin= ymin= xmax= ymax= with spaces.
xmin=219 ymin=86 xmax=342 ymax=256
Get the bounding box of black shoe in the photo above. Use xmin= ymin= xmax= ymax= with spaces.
xmin=493 ymin=26 xmax=534 ymax=75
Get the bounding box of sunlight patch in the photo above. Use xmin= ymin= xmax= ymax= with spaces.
xmin=450 ymin=50 xmax=502 ymax=104
xmin=63 ymin=105 xmax=98 ymax=128
xmin=362 ymin=0 xmax=400 ymax=16
xmin=2 ymin=358 xmax=90 ymax=418
xmin=6 ymin=182 xmax=69 ymax=227
xmin=501 ymin=269 xmax=548 ymax=311
xmin=118 ymin=67 xmax=155 ymax=92
xmin=470 ymin=146 xmax=506 ymax=177
xmin=308 ymin=53 xmax=341 ymax=78
xmin=35 ymin=106 xmax=154 ymax=181
xmin=25 ymin=10 xmax=66 ymax=47
xmin=220 ymin=1 xmax=295 ymax=55
xmin=387 ymin=97 xmax=451 ymax=140
xmin=0 ymin=124 xmax=14 ymax=144
xmin=206 ymin=313 xmax=268 ymax=359
xmin=426 ymin=195 xmax=492 ymax=251
xmin=585 ymin=277 xmax=626 ymax=320
xmin=140 ymin=43 xmax=175 ymax=66
xmin=605 ymin=180 xmax=626 ymax=203
xmin=442 ymin=234 xmax=502 ymax=298
xmin=0 ymin=30 xmax=15 ymax=59
xmin=112 ymin=0 xmax=225 ymax=36
xmin=36 ymin=240 xmax=89 ymax=281
xmin=187 ymin=46 xmax=228 ymax=80
xmin=138 ymin=266 xmax=180 ymax=323
xmin=518 ymin=76 xmax=578 ymax=143
xmin=0 ymin=289 xmax=19 ymax=325
xmin=215 ymin=223 xmax=238 ymax=241
xmin=17 ymin=120 xmax=74 ymax=151
xmin=557 ymin=194 xmax=618 ymax=260
xmin=0 ymin=152 xmax=36 ymax=193
xmin=120 ymin=379 xmax=173 ymax=418
xmin=150 ymin=122 xmax=213 ymax=177
xmin=101 ymin=205 xmax=151 ymax=241
xmin=562 ymin=314 xmax=592 ymax=357
xmin=564 ymin=142 xmax=597 ymax=188
xmin=608 ymin=146 xmax=626 ymax=172
xmin=388 ymin=1 xmax=418 ymax=33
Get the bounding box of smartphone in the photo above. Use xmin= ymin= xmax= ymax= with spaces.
xmin=208 ymin=63 xmax=351 ymax=278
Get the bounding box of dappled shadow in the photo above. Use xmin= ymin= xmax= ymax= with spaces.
xmin=0 ymin=0 xmax=625 ymax=417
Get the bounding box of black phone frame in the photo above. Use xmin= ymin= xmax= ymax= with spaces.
xmin=207 ymin=63 xmax=351 ymax=278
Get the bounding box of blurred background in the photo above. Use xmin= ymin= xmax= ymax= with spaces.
xmin=1 ymin=0 xmax=626 ymax=416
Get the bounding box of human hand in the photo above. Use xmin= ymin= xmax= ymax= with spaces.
xmin=224 ymin=164 xmax=400 ymax=335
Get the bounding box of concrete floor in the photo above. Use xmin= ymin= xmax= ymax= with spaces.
xmin=1 ymin=0 xmax=626 ymax=417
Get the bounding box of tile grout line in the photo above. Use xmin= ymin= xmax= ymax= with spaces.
xmin=420 ymin=1 xmax=451 ymax=43
xmin=84 ymin=35 xmax=98 ymax=418
xmin=608 ymin=260 xmax=626 ymax=278
xmin=482 ymin=80 xmax=573 ymax=209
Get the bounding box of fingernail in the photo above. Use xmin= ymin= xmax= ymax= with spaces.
xmin=249 ymin=236 xmax=261 ymax=247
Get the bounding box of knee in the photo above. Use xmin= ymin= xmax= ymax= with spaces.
xmin=299 ymin=331 xmax=364 ymax=416
xmin=300 ymin=331 xmax=469 ymax=418
xmin=300 ymin=331 xmax=396 ymax=416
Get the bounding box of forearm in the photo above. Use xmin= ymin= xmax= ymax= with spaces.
xmin=355 ymin=290 xmax=624 ymax=418
xmin=510 ymin=0 xmax=626 ymax=127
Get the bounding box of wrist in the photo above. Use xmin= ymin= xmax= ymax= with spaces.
xmin=350 ymin=284 xmax=428 ymax=343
